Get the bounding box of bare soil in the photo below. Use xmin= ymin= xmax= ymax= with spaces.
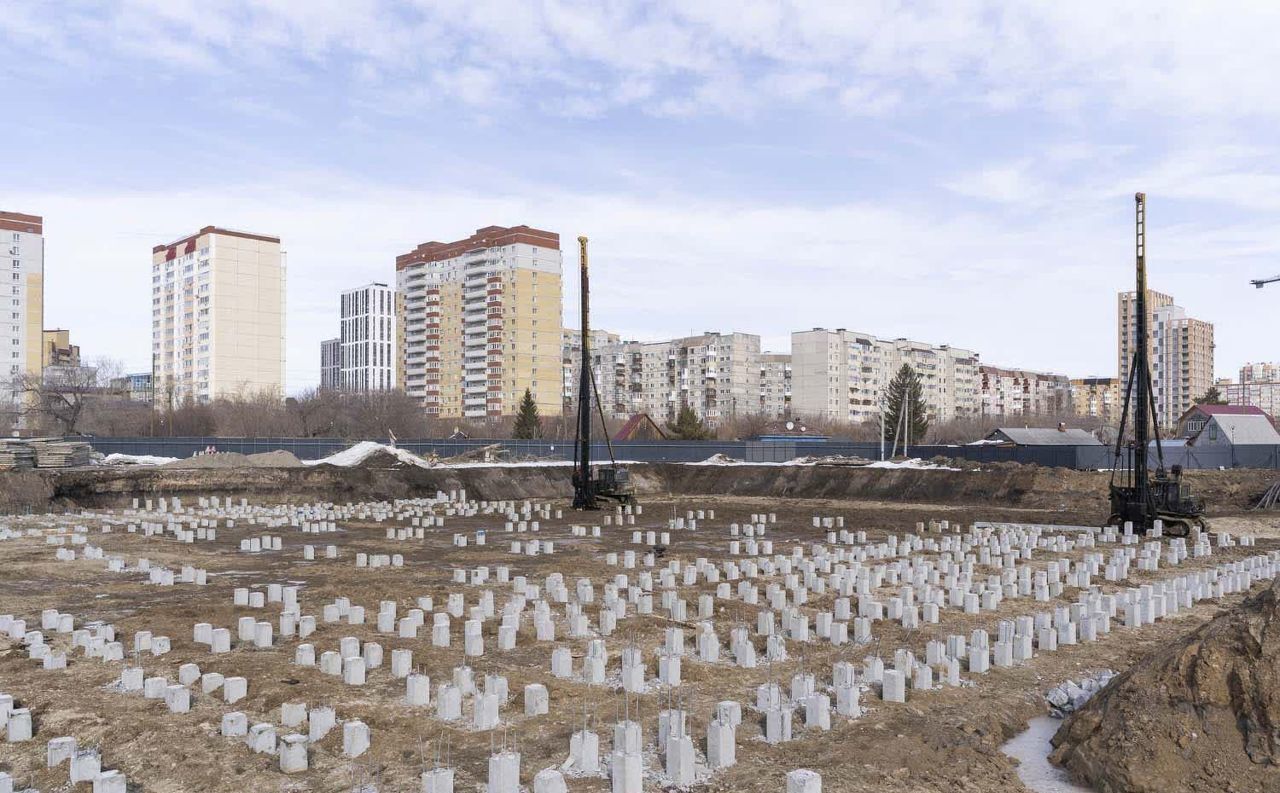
xmin=0 ymin=465 xmax=1276 ymax=792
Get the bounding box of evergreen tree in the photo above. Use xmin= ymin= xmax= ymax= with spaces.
xmin=512 ymin=388 xmax=543 ymax=439
xmin=1197 ymin=386 xmax=1227 ymax=405
xmin=882 ymin=364 xmax=929 ymax=449
xmin=668 ymin=404 xmax=715 ymax=440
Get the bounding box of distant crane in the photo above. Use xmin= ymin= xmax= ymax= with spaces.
xmin=1252 ymin=274 xmax=1280 ymax=288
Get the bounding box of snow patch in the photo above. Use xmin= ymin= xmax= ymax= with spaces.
xmin=303 ymin=441 xmax=434 ymax=469
xmin=99 ymin=453 xmax=179 ymax=466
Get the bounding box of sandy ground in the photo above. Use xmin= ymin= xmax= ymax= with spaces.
xmin=0 ymin=493 xmax=1277 ymax=793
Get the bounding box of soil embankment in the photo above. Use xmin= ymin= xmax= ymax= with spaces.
xmin=1 ymin=461 xmax=1274 ymax=514
xmin=1050 ymin=577 xmax=1280 ymax=793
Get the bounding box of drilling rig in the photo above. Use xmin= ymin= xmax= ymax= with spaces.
xmin=571 ymin=236 xmax=634 ymax=510
xmin=1107 ymin=192 xmax=1207 ymax=536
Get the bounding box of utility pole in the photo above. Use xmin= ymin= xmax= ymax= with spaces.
xmin=1250 ymin=274 xmax=1279 ymax=288
xmin=879 ymin=406 xmax=885 ymax=461
xmin=904 ymin=395 xmax=910 ymax=459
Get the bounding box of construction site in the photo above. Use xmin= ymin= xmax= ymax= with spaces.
xmin=0 ymin=204 xmax=1278 ymax=793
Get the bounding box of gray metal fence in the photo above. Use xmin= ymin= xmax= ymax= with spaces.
xmin=81 ymin=436 xmax=1280 ymax=470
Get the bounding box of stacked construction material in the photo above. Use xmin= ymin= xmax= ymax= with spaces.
xmin=30 ymin=438 xmax=94 ymax=469
xmin=0 ymin=440 xmax=36 ymax=470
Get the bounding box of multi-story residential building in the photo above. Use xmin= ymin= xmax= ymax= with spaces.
xmin=759 ymin=353 xmax=792 ymax=419
xmin=1070 ymin=377 xmax=1122 ymax=425
xmin=1239 ymin=362 xmax=1280 ymax=384
xmin=630 ymin=332 xmax=761 ymax=426
xmin=41 ymin=329 xmax=79 ymax=369
xmin=563 ymin=331 xmax=762 ymax=427
xmin=339 ymin=283 xmax=396 ymax=392
xmin=397 ymin=226 xmax=562 ymax=419
xmin=151 ymin=226 xmax=286 ymax=407
xmin=1117 ymin=288 xmax=1213 ymax=430
xmin=1220 ymin=364 xmax=1280 ymax=418
xmin=979 ymin=365 xmax=1071 ymax=417
xmin=320 ymin=338 xmax=341 ymax=390
xmin=561 ymin=327 xmax=621 ymax=411
xmin=791 ymin=328 xmax=979 ymax=424
xmin=1 ymin=212 xmax=44 ymax=401
xmin=1224 ymin=381 xmax=1280 ymax=418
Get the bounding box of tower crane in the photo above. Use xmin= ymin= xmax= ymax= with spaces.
xmin=1252 ymin=274 xmax=1280 ymax=288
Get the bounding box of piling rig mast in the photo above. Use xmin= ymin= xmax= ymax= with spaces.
xmin=571 ymin=236 xmax=634 ymax=510
xmin=1108 ymin=192 xmax=1207 ymax=536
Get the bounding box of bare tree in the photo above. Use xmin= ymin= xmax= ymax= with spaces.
xmin=11 ymin=357 xmax=124 ymax=436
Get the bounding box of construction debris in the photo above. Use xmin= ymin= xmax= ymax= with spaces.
xmin=29 ymin=439 xmax=94 ymax=469
xmin=0 ymin=439 xmax=37 ymax=471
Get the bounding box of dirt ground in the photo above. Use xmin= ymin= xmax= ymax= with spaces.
xmin=1 ymin=481 xmax=1278 ymax=793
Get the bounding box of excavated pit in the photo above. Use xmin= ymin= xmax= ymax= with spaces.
xmin=6 ymin=461 xmax=1274 ymax=516
xmin=1050 ymin=577 xmax=1280 ymax=793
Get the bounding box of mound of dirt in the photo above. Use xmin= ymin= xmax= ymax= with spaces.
xmin=1050 ymin=577 xmax=1280 ymax=793
xmin=244 ymin=450 xmax=303 ymax=467
xmin=162 ymin=450 xmax=303 ymax=469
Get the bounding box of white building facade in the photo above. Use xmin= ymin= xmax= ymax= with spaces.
xmin=320 ymin=338 xmax=341 ymax=390
xmin=339 ymin=283 xmax=396 ymax=392
xmin=791 ymin=328 xmax=979 ymax=425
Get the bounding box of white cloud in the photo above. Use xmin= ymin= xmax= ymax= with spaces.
xmin=17 ymin=157 xmax=1277 ymax=392
xmin=9 ymin=1 xmax=1280 ymax=121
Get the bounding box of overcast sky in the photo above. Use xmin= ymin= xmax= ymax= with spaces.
xmin=4 ymin=1 xmax=1279 ymax=392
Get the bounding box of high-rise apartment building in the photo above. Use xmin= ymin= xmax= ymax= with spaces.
xmin=1070 ymin=377 xmax=1122 ymax=425
xmin=397 ymin=226 xmax=563 ymax=419
xmin=1239 ymin=362 xmax=1280 ymax=384
xmin=791 ymin=329 xmax=979 ymax=424
xmin=1222 ymin=362 xmax=1280 ymax=418
xmin=759 ymin=353 xmax=793 ymax=419
xmin=340 ymin=283 xmax=396 ymax=392
xmin=151 ymin=226 xmax=285 ymax=406
xmin=320 ymin=338 xmax=341 ymax=390
xmin=979 ymin=365 xmax=1070 ymax=417
xmin=1117 ymin=288 xmax=1213 ymax=429
xmin=1 ymin=212 xmax=44 ymax=398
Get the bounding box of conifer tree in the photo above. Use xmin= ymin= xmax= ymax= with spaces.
xmin=883 ymin=364 xmax=929 ymax=449
xmin=668 ymin=404 xmax=715 ymax=440
xmin=513 ymin=388 xmax=543 ymax=439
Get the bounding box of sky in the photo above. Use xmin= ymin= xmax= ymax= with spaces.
xmin=4 ymin=0 xmax=1279 ymax=392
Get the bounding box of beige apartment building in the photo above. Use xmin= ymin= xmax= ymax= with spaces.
xmin=1070 ymin=377 xmax=1122 ymax=425
xmin=396 ymin=226 xmax=562 ymax=420
xmin=151 ymin=226 xmax=286 ymax=406
xmin=979 ymin=365 xmax=1070 ymax=417
xmin=42 ymin=328 xmax=80 ymax=368
xmin=1117 ymin=288 xmax=1214 ymax=429
xmin=791 ymin=328 xmax=979 ymax=424
xmin=1 ymin=212 xmax=44 ymax=402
